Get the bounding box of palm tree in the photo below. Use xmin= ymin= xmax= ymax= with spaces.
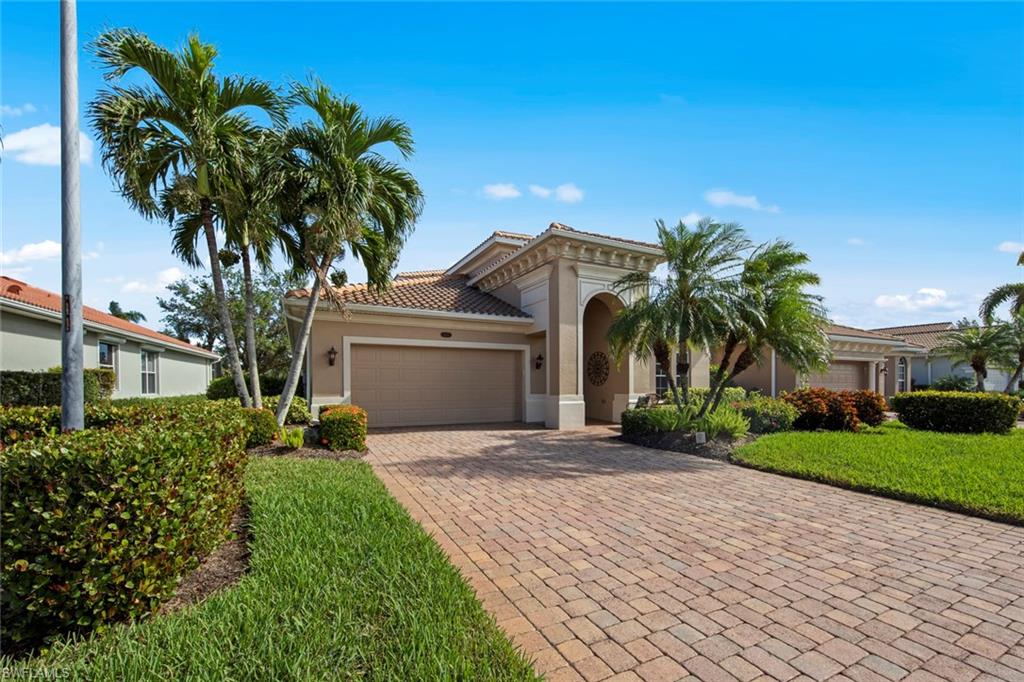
xmin=273 ymin=81 xmax=423 ymax=426
xmin=979 ymin=249 xmax=1024 ymax=320
xmin=607 ymin=295 xmax=684 ymax=413
xmin=107 ymin=300 xmax=146 ymax=323
xmin=614 ymin=218 xmax=749 ymax=407
xmin=933 ymin=319 xmax=1011 ymax=392
xmin=992 ymin=312 xmax=1024 ymax=394
xmin=701 ymin=240 xmax=831 ymax=415
xmin=88 ymin=29 xmax=286 ymax=407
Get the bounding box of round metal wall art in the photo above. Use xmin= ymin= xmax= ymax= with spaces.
xmin=587 ymin=351 xmax=610 ymax=386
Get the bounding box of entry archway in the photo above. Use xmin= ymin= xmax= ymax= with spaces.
xmin=581 ymin=293 xmax=629 ymax=422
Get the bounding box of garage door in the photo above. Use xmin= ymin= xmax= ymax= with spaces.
xmin=807 ymin=361 xmax=867 ymax=391
xmin=350 ymin=345 xmax=522 ymax=428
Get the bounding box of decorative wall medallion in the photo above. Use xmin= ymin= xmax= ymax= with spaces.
xmin=587 ymin=351 xmax=610 ymax=386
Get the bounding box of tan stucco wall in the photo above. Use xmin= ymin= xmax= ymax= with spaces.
xmin=582 ymin=295 xmax=628 ymax=421
xmin=529 ymin=333 xmax=547 ymax=394
xmin=549 ymin=259 xmax=579 ymax=395
xmin=711 ymin=346 xmax=797 ymax=396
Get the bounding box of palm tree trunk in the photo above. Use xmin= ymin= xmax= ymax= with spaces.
xmin=654 ymin=339 xmax=685 ymax=414
xmin=275 ymin=254 xmax=329 ymax=426
xmin=201 ymin=198 xmax=251 ymax=407
xmin=699 ymin=334 xmax=737 ymax=418
xmin=1005 ymin=362 xmax=1023 ymax=394
xmin=676 ymin=328 xmax=690 ymax=404
xmin=240 ymin=239 xmax=262 ymax=409
xmin=710 ymin=347 xmax=756 ymax=414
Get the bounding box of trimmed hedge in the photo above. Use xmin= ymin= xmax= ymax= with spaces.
xmin=621 ymin=408 xmax=656 ymax=438
xmin=1 ymin=403 xmax=151 ymax=447
xmin=206 ymin=374 xmax=302 ymax=401
xmin=245 ymin=408 xmax=279 ymax=447
xmin=890 ymin=391 xmax=1022 ymax=434
xmin=320 ymin=405 xmax=368 ymax=451
xmin=1 ymin=369 xmax=115 ymax=406
xmin=732 ymin=396 xmax=799 ymax=434
xmin=930 ymin=375 xmax=975 ymax=392
xmin=782 ymin=388 xmax=860 ymax=432
xmin=0 ymin=400 xmax=249 ymax=654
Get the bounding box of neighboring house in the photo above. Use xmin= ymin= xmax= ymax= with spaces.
xmin=284 ymin=224 xmax=710 ymax=430
xmin=871 ymin=321 xmax=1015 ymax=392
xmin=714 ymin=325 xmax=925 ymax=398
xmin=1 ymin=276 xmax=218 ymax=398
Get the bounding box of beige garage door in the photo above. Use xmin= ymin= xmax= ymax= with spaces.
xmin=350 ymin=345 xmax=522 ymax=428
xmin=807 ymin=361 xmax=868 ymax=391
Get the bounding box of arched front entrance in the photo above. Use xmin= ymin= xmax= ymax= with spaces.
xmin=581 ymin=293 xmax=629 ymax=422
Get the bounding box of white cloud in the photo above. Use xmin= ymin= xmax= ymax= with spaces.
xmin=703 ymin=188 xmax=779 ymax=213
xmin=874 ymin=287 xmax=960 ymax=312
xmin=0 ymin=239 xmax=61 ymax=265
xmin=847 ymin=237 xmax=866 ymax=246
xmin=996 ymin=241 xmax=1024 ymax=254
xmin=554 ymin=182 xmax=584 ymax=204
xmin=1 ymin=123 xmax=93 ymax=166
xmin=1 ymin=102 xmax=37 ymax=117
xmin=122 ymin=267 xmax=184 ymax=294
xmin=529 ymin=184 xmax=552 ymax=198
xmin=482 ymin=183 xmax=521 ymax=200
xmin=681 ymin=212 xmax=704 ymax=225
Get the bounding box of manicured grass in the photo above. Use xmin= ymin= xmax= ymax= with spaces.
xmin=14 ymin=458 xmax=537 ymax=681
xmin=733 ymin=421 xmax=1024 ymax=524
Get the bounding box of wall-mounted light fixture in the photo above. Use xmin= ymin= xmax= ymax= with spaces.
xmin=535 ymin=353 xmax=544 ymax=370
xmin=326 ymin=346 xmax=338 ymax=366
xmin=441 ymin=331 xmax=453 ymax=338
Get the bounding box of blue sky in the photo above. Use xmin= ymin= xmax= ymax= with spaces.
xmin=2 ymin=1 xmax=1022 ymax=329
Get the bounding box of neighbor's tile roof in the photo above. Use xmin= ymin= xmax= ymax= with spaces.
xmin=827 ymin=324 xmax=904 ymax=342
xmin=0 ymin=276 xmax=217 ymax=355
xmin=871 ymin=321 xmax=955 ymax=351
xmin=286 ymin=272 xmax=532 ymax=318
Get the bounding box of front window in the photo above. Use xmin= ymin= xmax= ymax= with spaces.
xmin=99 ymin=341 xmax=118 ymax=388
xmin=141 ymin=351 xmax=159 ymax=395
xmin=897 ymin=357 xmax=907 ymax=393
xmin=655 ymin=365 xmax=682 ymax=397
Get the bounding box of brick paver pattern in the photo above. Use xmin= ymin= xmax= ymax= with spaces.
xmin=366 ymin=425 xmax=1024 ymax=681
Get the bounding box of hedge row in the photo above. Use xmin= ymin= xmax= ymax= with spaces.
xmin=1 ymin=369 xmax=116 ymax=407
xmin=319 ymin=405 xmax=368 ymax=451
xmin=890 ymin=391 xmax=1022 ymax=434
xmin=0 ymin=400 xmax=250 ymax=654
xmin=205 ymin=374 xmax=305 ymax=401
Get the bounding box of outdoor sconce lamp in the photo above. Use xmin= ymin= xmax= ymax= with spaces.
xmin=535 ymin=353 xmax=544 ymax=370
xmin=327 ymin=346 xmax=338 ymax=366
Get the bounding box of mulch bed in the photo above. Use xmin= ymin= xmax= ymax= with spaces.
xmin=160 ymin=507 xmax=250 ymax=615
xmin=619 ymin=431 xmax=753 ymax=461
xmin=248 ymin=442 xmax=365 ymax=460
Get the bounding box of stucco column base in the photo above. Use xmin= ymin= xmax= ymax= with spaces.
xmin=611 ymin=393 xmax=642 ymax=423
xmin=546 ymin=394 xmax=585 ymax=429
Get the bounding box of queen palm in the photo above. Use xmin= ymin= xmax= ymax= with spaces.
xmin=933 ymin=319 xmax=1011 ymax=392
xmin=701 ymin=240 xmax=831 ymax=415
xmin=273 ymin=81 xmax=423 ymax=426
xmin=613 ymin=217 xmax=749 ymax=409
xmin=980 ymin=249 xmax=1024 ymax=320
xmin=88 ymin=29 xmax=286 ymax=406
xmin=607 ymin=294 xmax=685 ymax=413
xmin=994 ymin=312 xmax=1024 ymax=394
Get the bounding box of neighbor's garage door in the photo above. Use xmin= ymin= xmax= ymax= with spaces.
xmin=806 ymin=361 xmax=868 ymax=391
xmin=350 ymin=345 xmax=521 ymax=428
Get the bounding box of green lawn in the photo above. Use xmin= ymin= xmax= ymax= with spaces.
xmin=733 ymin=421 xmax=1024 ymax=524
xmin=15 ymin=458 xmax=537 ymax=681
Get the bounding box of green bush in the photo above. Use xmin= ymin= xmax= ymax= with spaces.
xmin=0 ymin=401 xmax=249 ymax=654
xmin=698 ymin=407 xmax=750 ymax=440
xmin=647 ymin=405 xmax=698 ymax=432
xmin=890 ymin=391 xmax=1022 ymax=434
xmin=671 ymin=386 xmax=747 ymax=408
xmin=1 ymin=370 xmax=104 ymax=406
xmin=782 ymin=388 xmax=860 ymax=431
xmin=245 ymin=408 xmax=279 ymax=447
xmin=620 ymin=408 xmax=655 ymax=437
xmin=930 ymin=375 xmax=976 ymax=392
xmin=206 ymin=374 xmax=300 ymax=400
xmin=319 ymin=405 xmax=368 ymax=451
xmin=732 ymin=396 xmax=799 ymax=434
xmin=263 ymin=395 xmax=311 ymax=424
xmin=849 ymin=390 xmax=888 ymax=427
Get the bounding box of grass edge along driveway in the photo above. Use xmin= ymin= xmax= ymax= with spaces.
xmin=733 ymin=421 xmax=1024 ymax=525
xmin=13 ymin=458 xmax=539 ymax=681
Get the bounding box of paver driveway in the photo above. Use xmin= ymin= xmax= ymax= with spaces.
xmin=367 ymin=425 xmax=1024 ymax=681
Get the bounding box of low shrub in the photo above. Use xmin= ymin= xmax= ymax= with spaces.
xmin=849 ymin=390 xmax=888 ymax=427
xmin=732 ymin=396 xmax=799 ymax=434
xmin=279 ymin=426 xmax=305 ymax=449
xmin=672 ymin=386 xmax=747 ymax=408
xmin=245 ymin=408 xmax=279 ymax=447
xmin=0 ymin=400 xmax=249 ymax=654
xmin=620 ymin=408 xmax=656 ymax=438
xmin=698 ymin=407 xmax=750 ymax=440
xmin=782 ymin=388 xmax=860 ymax=432
xmin=263 ymin=395 xmax=311 ymax=424
xmin=206 ymin=374 xmax=302 ymax=401
xmin=319 ymin=405 xmax=368 ymax=451
xmin=1 ymin=369 xmax=106 ymax=406
xmin=930 ymin=375 xmax=976 ymax=392
xmin=890 ymin=391 xmax=1022 ymax=434
xmin=1 ymin=403 xmax=149 ymax=446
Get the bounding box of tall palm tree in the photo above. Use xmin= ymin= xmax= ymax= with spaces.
xmin=933 ymin=319 xmax=1011 ymax=392
xmin=614 ymin=218 xmax=749 ymax=406
xmin=88 ymin=29 xmax=286 ymax=407
xmin=702 ymin=240 xmax=831 ymax=415
xmin=607 ymin=295 xmax=684 ymax=413
xmin=993 ymin=312 xmax=1024 ymax=394
xmin=273 ymin=81 xmax=423 ymax=426
xmin=979 ymin=249 xmax=1024 ymax=320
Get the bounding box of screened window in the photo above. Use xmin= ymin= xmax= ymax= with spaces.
xmin=896 ymin=357 xmax=907 ymax=393
xmin=99 ymin=341 xmax=118 ymax=387
xmin=141 ymin=351 xmax=159 ymax=395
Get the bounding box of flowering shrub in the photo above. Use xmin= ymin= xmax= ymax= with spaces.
xmin=319 ymin=405 xmax=368 ymax=451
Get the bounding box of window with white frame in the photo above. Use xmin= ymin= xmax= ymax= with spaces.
xmin=98 ymin=341 xmax=119 ymax=388
xmin=141 ymin=351 xmax=159 ymax=395
xmin=896 ymin=357 xmax=907 ymax=393
xmin=655 ymin=365 xmax=682 ymax=396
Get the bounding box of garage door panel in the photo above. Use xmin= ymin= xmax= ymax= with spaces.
xmin=808 ymin=361 xmax=868 ymax=391
xmin=351 ymin=344 xmax=521 ymax=428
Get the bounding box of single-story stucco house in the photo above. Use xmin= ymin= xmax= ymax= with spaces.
xmin=871 ymin=321 xmax=1017 ymax=392
xmin=1 ymin=276 xmax=218 ymax=398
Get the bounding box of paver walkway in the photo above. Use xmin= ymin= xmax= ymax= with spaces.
xmin=366 ymin=425 xmax=1024 ymax=681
